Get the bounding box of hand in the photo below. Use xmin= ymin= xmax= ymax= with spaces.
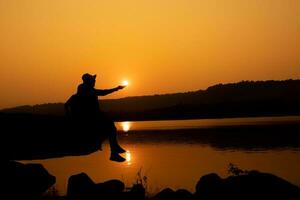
xmin=117 ymin=85 xmax=126 ymax=90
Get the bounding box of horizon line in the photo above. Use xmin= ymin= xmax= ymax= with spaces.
xmin=1 ymin=78 xmax=299 ymax=110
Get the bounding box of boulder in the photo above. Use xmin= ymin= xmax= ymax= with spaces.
xmin=128 ymin=184 xmax=146 ymax=200
xmin=151 ymin=188 xmax=176 ymax=200
xmin=67 ymin=173 xmax=126 ymax=200
xmin=94 ymin=179 xmax=125 ymax=200
xmin=224 ymin=170 xmax=300 ymax=199
xmin=195 ymin=173 xmax=223 ymax=199
xmin=67 ymin=173 xmax=95 ymax=200
xmin=96 ymin=179 xmax=125 ymax=192
xmin=195 ymin=171 xmax=300 ymax=200
xmin=6 ymin=161 xmax=56 ymax=200
xmin=1 ymin=113 xmax=105 ymax=160
xmin=175 ymin=189 xmax=193 ymax=200
xmin=151 ymin=188 xmax=192 ymax=200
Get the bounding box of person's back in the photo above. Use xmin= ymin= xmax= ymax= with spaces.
xmin=64 ymin=94 xmax=81 ymax=118
xmin=76 ymin=83 xmax=100 ymax=117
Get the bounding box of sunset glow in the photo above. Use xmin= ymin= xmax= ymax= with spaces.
xmin=0 ymin=0 xmax=299 ymax=109
xmin=4 ymin=1 xmax=300 ymax=198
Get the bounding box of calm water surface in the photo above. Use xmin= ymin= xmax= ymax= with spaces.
xmin=24 ymin=116 xmax=300 ymax=195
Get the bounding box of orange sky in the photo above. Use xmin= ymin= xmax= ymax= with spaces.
xmin=0 ymin=0 xmax=299 ymax=109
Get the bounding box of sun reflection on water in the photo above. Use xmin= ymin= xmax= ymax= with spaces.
xmin=125 ymin=151 xmax=132 ymax=165
xmin=121 ymin=121 xmax=131 ymax=132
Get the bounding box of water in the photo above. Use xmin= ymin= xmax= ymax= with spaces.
xmin=116 ymin=116 xmax=300 ymax=130
xmin=23 ymin=116 xmax=300 ymax=195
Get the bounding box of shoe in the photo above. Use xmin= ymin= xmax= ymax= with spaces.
xmin=112 ymin=145 xmax=127 ymax=154
xmin=110 ymin=153 xmax=126 ymax=162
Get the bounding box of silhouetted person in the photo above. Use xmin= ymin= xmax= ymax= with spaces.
xmin=65 ymin=73 xmax=127 ymax=162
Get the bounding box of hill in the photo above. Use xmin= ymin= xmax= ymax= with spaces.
xmin=2 ymin=79 xmax=300 ymax=121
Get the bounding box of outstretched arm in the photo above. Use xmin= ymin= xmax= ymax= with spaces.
xmin=96 ymin=85 xmax=125 ymax=96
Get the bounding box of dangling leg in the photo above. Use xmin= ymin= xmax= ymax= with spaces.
xmin=109 ymin=125 xmax=126 ymax=153
xmin=107 ymin=121 xmax=127 ymax=162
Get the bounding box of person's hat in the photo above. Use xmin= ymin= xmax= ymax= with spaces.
xmin=82 ymin=73 xmax=96 ymax=82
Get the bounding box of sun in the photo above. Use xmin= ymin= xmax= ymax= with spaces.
xmin=122 ymin=80 xmax=129 ymax=86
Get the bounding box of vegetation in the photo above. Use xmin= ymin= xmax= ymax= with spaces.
xmin=228 ymin=163 xmax=249 ymax=176
xmin=2 ymin=79 xmax=300 ymax=121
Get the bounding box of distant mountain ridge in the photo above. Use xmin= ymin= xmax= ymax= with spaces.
xmin=2 ymin=79 xmax=300 ymax=121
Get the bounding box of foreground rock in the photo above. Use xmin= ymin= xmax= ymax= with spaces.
xmin=6 ymin=161 xmax=300 ymax=200
xmin=6 ymin=161 xmax=56 ymax=200
xmin=151 ymin=188 xmax=176 ymax=200
xmin=67 ymin=173 xmax=145 ymax=200
xmin=150 ymin=188 xmax=192 ymax=200
xmin=1 ymin=113 xmax=107 ymax=160
xmin=149 ymin=171 xmax=300 ymax=200
xmin=195 ymin=171 xmax=300 ymax=200
xmin=65 ymin=171 xmax=300 ymax=200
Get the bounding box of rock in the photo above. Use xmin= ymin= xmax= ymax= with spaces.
xmin=151 ymin=188 xmax=192 ymax=200
xmin=67 ymin=174 xmax=126 ymax=200
xmin=128 ymin=184 xmax=146 ymax=200
xmin=224 ymin=170 xmax=300 ymax=199
xmin=94 ymin=179 xmax=125 ymax=200
xmin=195 ymin=173 xmax=223 ymax=199
xmin=67 ymin=173 xmax=95 ymax=200
xmin=195 ymin=171 xmax=300 ymax=200
xmin=2 ymin=113 xmax=105 ymax=160
xmin=175 ymin=189 xmax=192 ymax=200
xmin=151 ymin=188 xmax=176 ymax=200
xmin=96 ymin=179 xmax=125 ymax=192
xmin=6 ymin=161 xmax=56 ymax=200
